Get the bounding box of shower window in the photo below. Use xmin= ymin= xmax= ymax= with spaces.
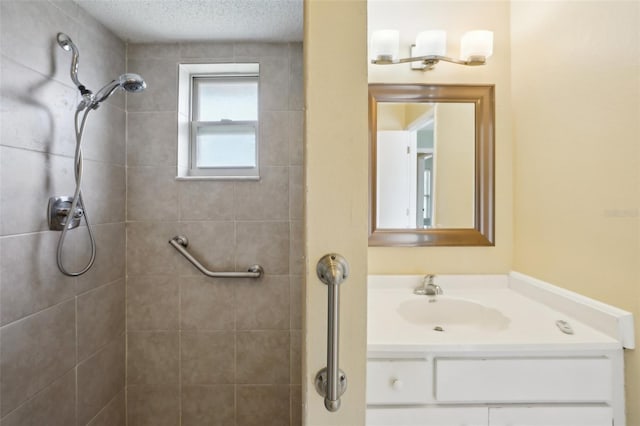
xmin=177 ymin=63 xmax=260 ymax=179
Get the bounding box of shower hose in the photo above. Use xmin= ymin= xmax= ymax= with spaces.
xmin=56 ymin=106 xmax=97 ymax=276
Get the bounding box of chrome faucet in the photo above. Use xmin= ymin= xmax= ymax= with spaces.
xmin=414 ymin=274 xmax=443 ymax=296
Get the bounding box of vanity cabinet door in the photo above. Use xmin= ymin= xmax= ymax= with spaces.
xmin=488 ymin=406 xmax=613 ymax=426
xmin=367 ymin=406 xmax=488 ymax=426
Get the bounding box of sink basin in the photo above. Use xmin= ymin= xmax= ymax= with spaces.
xmin=397 ymin=297 xmax=511 ymax=331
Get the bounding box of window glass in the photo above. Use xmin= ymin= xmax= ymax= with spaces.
xmin=195 ymin=78 xmax=258 ymax=121
xmin=195 ymin=125 xmax=257 ymax=168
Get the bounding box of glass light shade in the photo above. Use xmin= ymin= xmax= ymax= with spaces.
xmin=460 ymin=30 xmax=494 ymax=60
xmin=415 ymin=30 xmax=447 ymax=57
xmin=370 ymin=30 xmax=400 ymax=61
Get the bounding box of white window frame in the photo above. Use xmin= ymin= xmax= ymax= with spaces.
xmin=177 ymin=63 xmax=260 ymax=180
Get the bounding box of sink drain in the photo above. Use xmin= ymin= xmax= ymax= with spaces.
xmin=433 ymin=326 xmax=444 ymax=332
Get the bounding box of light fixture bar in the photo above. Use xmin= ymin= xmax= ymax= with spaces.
xmin=372 ymin=52 xmax=487 ymax=70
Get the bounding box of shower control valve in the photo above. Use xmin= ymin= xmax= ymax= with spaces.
xmin=48 ymin=196 xmax=83 ymax=231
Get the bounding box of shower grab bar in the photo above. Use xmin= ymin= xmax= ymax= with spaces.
xmin=314 ymin=253 xmax=349 ymax=412
xmin=169 ymin=235 xmax=263 ymax=278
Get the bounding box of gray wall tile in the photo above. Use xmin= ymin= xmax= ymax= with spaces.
xmin=127 ymin=275 xmax=179 ymax=331
xmin=126 ymin=59 xmax=177 ymax=112
xmin=0 ymin=370 xmax=76 ymax=426
xmin=0 ymin=299 xmax=76 ymax=415
xmin=126 ymin=385 xmax=180 ymax=426
xmin=236 ymin=331 xmax=289 ymax=384
xmin=77 ymin=279 xmax=125 ymax=361
xmin=235 ymin=167 xmax=289 ymax=220
xmin=127 ymin=112 xmax=177 ymax=167
xmin=180 ymin=276 xmax=235 ymax=330
xmin=77 ymin=334 xmax=125 ymax=425
xmin=127 ymin=332 xmax=179 ymax=385
xmin=236 ymin=221 xmax=289 ymax=275
xmin=236 ymin=275 xmax=289 ymax=330
xmin=0 ymin=232 xmax=75 ymax=325
xmin=127 ymin=167 xmax=178 ymax=221
xmin=178 ymin=180 xmax=235 ymax=221
xmin=75 ymin=222 xmax=126 ymax=294
xmin=86 ymin=390 xmax=126 ymax=426
xmin=237 ymin=385 xmax=290 ymax=426
xmin=181 ymin=385 xmax=235 ymax=426
xmin=126 ymin=221 xmax=185 ymax=275
xmin=181 ymin=332 xmax=235 ymax=384
xmin=180 ymin=42 xmax=234 ymax=59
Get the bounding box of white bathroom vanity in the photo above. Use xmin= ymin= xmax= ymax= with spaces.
xmin=367 ymin=272 xmax=635 ymax=426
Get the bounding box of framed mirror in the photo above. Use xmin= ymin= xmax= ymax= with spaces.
xmin=369 ymin=84 xmax=495 ymax=246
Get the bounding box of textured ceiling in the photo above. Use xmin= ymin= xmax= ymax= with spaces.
xmin=75 ymin=0 xmax=303 ymax=43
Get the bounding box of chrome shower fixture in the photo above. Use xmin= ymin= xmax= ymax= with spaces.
xmin=51 ymin=32 xmax=147 ymax=276
xmin=56 ymin=32 xmax=147 ymax=110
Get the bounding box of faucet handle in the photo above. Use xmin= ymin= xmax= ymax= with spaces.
xmin=424 ymin=274 xmax=435 ymax=285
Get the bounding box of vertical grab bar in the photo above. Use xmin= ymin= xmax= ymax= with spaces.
xmin=314 ymin=253 xmax=349 ymax=412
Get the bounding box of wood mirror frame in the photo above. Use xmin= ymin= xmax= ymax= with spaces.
xmin=369 ymin=83 xmax=495 ymax=247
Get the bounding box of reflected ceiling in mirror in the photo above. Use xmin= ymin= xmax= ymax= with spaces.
xmin=369 ymin=84 xmax=495 ymax=246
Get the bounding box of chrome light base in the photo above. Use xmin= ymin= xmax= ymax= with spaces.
xmin=48 ymin=196 xmax=83 ymax=231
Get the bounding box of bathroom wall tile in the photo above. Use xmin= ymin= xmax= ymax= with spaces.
xmin=178 ymin=180 xmax=235 ymax=221
xmin=127 ymin=331 xmax=179 ymax=385
xmin=126 ymin=59 xmax=177 ymax=112
xmin=86 ymin=390 xmax=126 ymax=426
xmin=236 ymin=275 xmax=289 ymax=330
xmin=235 ymin=167 xmax=289 ymax=220
xmin=0 ymin=231 xmax=75 ymax=326
xmin=0 ymin=369 xmax=76 ymax=426
xmin=180 ymin=42 xmax=234 ymax=59
xmin=237 ymin=385 xmax=290 ymax=426
xmin=126 ymin=221 xmax=187 ymax=275
xmin=0 ymin=147 xmax=73 ymax=235
xmin=180 ymin=276 xmax=235 ymax=330
xmin=77 ymin=279 xmax=125 ymax=361
xmin=128 ymin=43 xmax=180 ymax=60
xmin=126 ymin=385 xmax=179 ymax=426
xmin=289 ymin=166 xmax=303 ymax=220
xmin=236 ymin=221 xmax=289 ymax=275
xmin=260 ymin=56 xmax=290 ymax=112
xmin=77 ymin=334 xmax=125 ymax=426
xmin=0 ymin=0 xmax=80 ymax=85
xmin=237 ymin=331 xmax=289 ymax=384
xmin=179 ymin=221 xmax=236 ymax=275
xmin=181 ymin=385 xmax=235 ymax=426
xmin=127 ymin=166 xmax=178 ymax=221
xmin=127 ymin=275 xmax=179 ymax=331
xmin=234 ymin=42 xmax=289 ymax=59
xmin=127 ymin=112 xmax=177 ymax=167
xmin=82 ymin=101 xmax=126 ymax=166
xmin=76 ymin=222 xmax=125 ymax=294
xmin=82 ymin=160 xmax=126 ymax=224
xmin=181 ymin=332 xmax=235 ymax=384
xmin=290 ymin=275 xmax=302 ymax=330
xmin=76 ymin=21 xmax=126 ymax=111
xmin=0 ymin=299 xmax=76 ymax=415
xmin=290 ymin=331 xmax=301 ymax=385
xmin=289 ymin=43 xmax=304 ymax=111
xmin=0 ymin=57 xmax=77 ymax=157
xmin=288 ymin=111 xmax=304 ymax=166
xmin=291 ymin=385 xmax=302 ymax=426
xmin=289 ymin=220 xmax=304 ymax=275
xmin=260 ymin=110 xmax=290 ymax=166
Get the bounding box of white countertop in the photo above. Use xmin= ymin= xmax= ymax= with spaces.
xmin=368 ymin=273 xmax=627 ymax=353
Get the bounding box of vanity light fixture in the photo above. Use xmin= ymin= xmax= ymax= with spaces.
xmin=370 ymin=29 xmax=493 ymax=71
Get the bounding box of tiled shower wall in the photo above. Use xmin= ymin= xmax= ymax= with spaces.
xmin=0 ymin=1 xmax=127 ymax=425
xmin=125 ymin=42 xmax=303 ymax=425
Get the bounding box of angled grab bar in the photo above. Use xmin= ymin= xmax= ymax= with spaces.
xmin=169 ymin=235 xmax=263 ymax=278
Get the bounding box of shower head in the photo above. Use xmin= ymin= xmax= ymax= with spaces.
xmin=93 ymin=73 xmax=147 ymax=105
xmin=57 ymin=32 xmax=90 ymax=95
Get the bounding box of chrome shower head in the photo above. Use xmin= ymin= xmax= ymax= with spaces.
xmin=57 ymin=32 xmax=89 ymax=95
xmin=93 ymin=73 xmax=147 ymax=105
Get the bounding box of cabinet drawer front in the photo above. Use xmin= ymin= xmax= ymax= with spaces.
xmin=367 ymin=406 xmax=489 ymax=426
xmin=367 ymin=359 xmax=430 ymax=404
xmin=489 ymin=405 xmax=613 ymax=426
xmin=435 ymin=358 xmax=612 ymax=403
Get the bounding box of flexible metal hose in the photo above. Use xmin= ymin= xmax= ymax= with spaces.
xmin=56 ymin=107 xmax=97 ymax=276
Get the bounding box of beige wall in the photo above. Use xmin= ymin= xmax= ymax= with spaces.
xmin=433 ymin=103 xmax=475 ymax=228
xmin=125 ymin=41 xmax=303 ymax=425
xmin=0 ymin=1 xmax=127 ymax=424
xmin=511 ymin=1 xmax=640 ymax=422
xmin=304 ymin=0 xmax=368 ymax=424
xmin=368 ymin=0 xmax=513 ymax=273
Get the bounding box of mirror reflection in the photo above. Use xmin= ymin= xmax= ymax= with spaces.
xmin=369 ymin=84 xmax=495 ymax=247
xmin=376 ymin=102 xmax=475 ymax=229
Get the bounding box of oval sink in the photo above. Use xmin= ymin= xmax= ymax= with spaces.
xmin=397 ymin=297 xmax=510 ymax=331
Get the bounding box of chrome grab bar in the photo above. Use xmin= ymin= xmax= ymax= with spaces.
xmin=314 ymin=253 xmax=349 ymax=412
xmin=169 ymin=235 xmax=263 ymax=278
